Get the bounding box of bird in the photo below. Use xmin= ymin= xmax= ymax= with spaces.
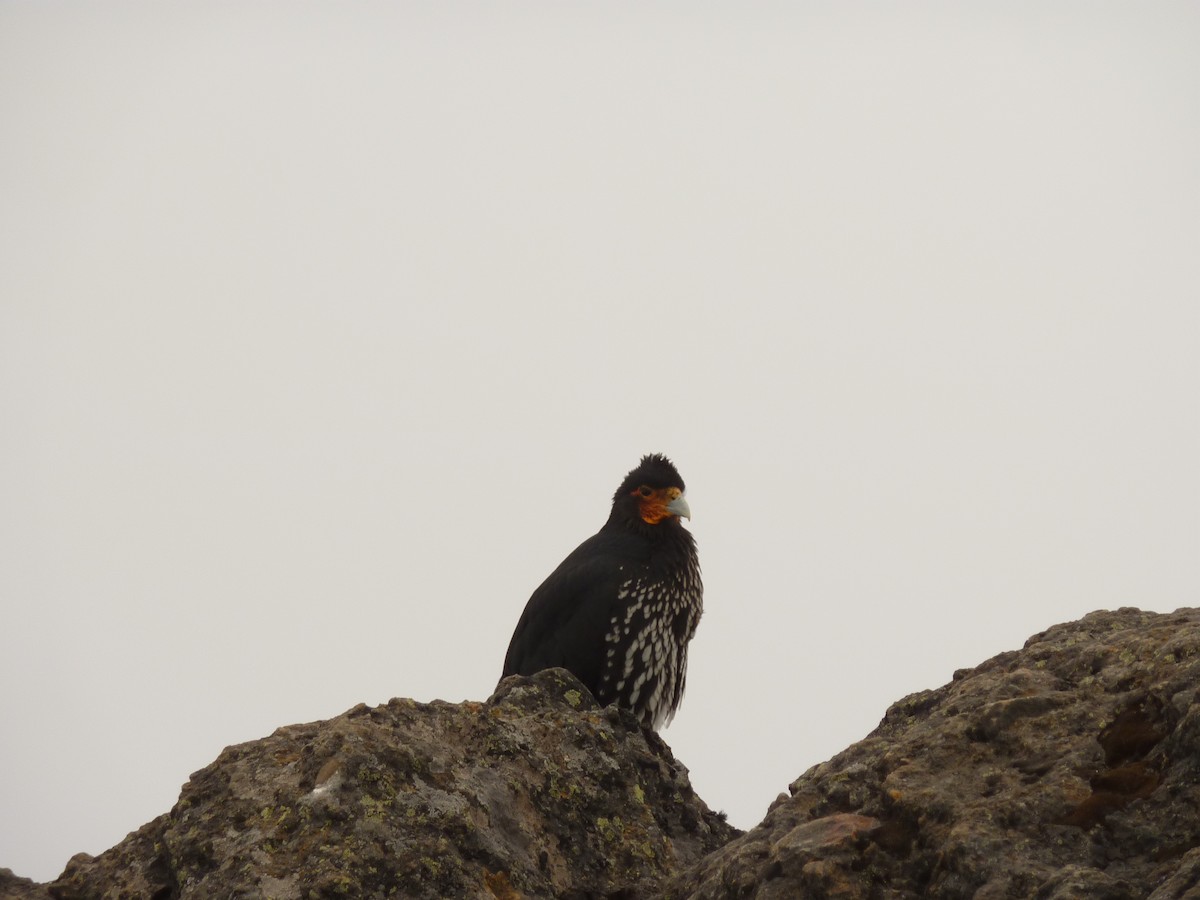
xmin=502 ymin=453 xmax=703 ymax=730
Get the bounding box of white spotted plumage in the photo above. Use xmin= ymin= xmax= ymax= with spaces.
xmin=597 ymin=553 xmax=703 ymax=729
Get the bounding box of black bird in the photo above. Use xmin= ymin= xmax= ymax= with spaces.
xmin=502 ymin=454 xmax=702 ymax=729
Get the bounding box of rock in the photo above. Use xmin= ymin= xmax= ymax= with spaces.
xmin=665 ymin=607 xmax=1200 ymax=899
xmin=8 ymin=607 xmax=1199 ymax=899
xmin=1147 ymin=847 xmax=1200 ymax=900
xmin=43 ymin=667 xmax=735 ymax=899
xmin=0 ymin=869 xmax=51 ymax=900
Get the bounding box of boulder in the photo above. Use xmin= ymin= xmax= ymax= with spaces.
xmin=47 ymin=668 xmax=735 ymax=899
xmin=666 ymin=607 xmax=1200 ymax=899
xmin=8 ymin=607 xmax=1199 ymax=899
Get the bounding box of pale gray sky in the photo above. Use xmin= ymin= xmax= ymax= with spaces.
xmin=2 ymin=2 xmax=1197 ymax=883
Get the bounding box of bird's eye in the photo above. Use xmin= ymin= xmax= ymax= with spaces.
xmin=636 ymin=485 xmax=654 ymax=498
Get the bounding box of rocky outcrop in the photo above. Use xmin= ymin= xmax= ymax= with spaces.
xmin=7 ymin=607 xmax=1199 ymax=899
xmin=43 ymin=667 xmax=734 ymax=899
xmin=666 ymin=607 xmax=1200 ymax=899
xmin=0 ymin=869 xmax=50 ymax=900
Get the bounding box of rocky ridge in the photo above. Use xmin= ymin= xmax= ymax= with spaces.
xmin=31 ymin=667 xmax=734 ymax=899
xmin=3 ymin=607 xmax=1198 ymax=899
xmin=668 ymin=607 xmax=1200 ymax=899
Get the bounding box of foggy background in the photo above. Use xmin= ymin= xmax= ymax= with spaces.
xmin=2 ymin=2 xmax=1197 ymax=883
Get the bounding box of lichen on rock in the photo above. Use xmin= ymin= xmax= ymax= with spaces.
xmin=45 ymin=667 xmax=735 ymax=899
xmin=665 ymin=607 xmax=1200 ymax=899
xmin=13 ymin=607 xmax=1200 ymax=900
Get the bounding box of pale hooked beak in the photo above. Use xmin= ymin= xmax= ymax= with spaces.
xmin=666 ymin=492 xmax=691 ymax=520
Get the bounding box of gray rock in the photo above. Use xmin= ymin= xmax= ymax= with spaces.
xmin=1147 ymin=847 xmax=1200 ymax=900
xmin=665 ymin=607 xmax=1200 ymax=899
xmin=0 ymin=869 xmax=51 ymax=900
xmin=45 ymin=668 xmax=735 ymax=899
xmin=7 ymin=607 xmax=1199 ymax=899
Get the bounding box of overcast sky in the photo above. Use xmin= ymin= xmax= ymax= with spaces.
xmin=2 ymin=2 xmax=1197 ymax=883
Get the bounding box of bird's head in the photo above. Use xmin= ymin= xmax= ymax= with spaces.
xmin=611 ymin=453 xmax=691 ymax=526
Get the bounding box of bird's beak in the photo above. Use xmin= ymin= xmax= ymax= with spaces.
xmin=666 ymin=493 xmax=691 ymax=520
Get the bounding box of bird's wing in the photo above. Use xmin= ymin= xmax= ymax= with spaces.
xmin=501 ymin=533 xmax=638 ymax=693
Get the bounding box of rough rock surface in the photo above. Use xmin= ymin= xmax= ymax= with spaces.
xmin=8 ymin=607 xmax=1199 ymax=900
xmin=0 ymin=869 xmax=50 ymax=900
xmin=665 ymin=607 xmax=1200 ymax=899
xmin=42 ymin=668 xmax=736 ymax=899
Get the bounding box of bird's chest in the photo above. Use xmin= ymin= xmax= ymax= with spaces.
xmin=601 ymin=560 xmax=702 ymax=670
xmin=611 ymin=571 xmax=700 ymax=642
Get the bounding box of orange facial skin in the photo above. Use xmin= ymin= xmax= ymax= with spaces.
xmin=632 ymin=485 xmax=686 ymax=525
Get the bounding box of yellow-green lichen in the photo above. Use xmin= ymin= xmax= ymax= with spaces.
xmin=420 ymin=856 xmax=442 ymax=877
xmin=595 ymin=816 xmax=624 ymax=843
xmin=360 ymin=795 xmax=393 ymax=821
